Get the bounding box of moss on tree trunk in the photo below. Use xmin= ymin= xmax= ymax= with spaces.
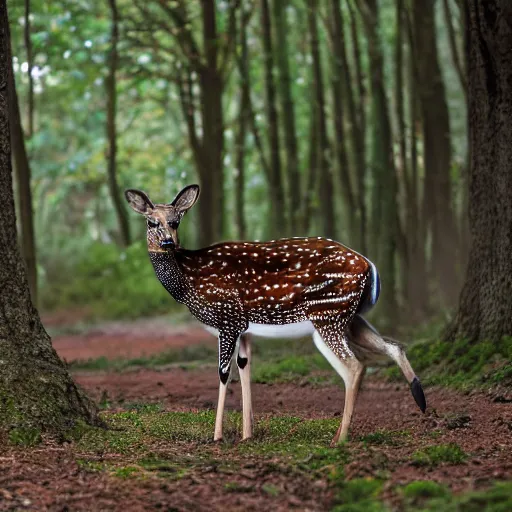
xmin=0 ymin=1 xmax=97 ymax=438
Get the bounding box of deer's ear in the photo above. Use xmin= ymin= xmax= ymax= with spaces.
xmin=171 ymin=184 xmax=200 ymax=214
xmin=125 ymin=189 xmax=154 ymax=215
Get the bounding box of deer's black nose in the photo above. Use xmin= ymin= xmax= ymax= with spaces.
xmin=160 ymin=239 xmax=175 ymax=249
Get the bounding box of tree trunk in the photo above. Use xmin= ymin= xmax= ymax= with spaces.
xmin=198 ymin=0 xmax=225 ymax=245
xmin=329 ymin=0 xmax=356 ymax=239
xmin=359 ymin=0 xmax=398 ymax=328
xmin=234 ymin=9 xmax=249 ymax=240
xmin=447 ymin=1 xmax=512 ymax=343
xmin=348 ymin=0 xmax=367 ymax=252
xmin=9 ymin=61 xmax=37 ymax=305
xmin=308 ymin=0 xmax=335 ymax=239
xmin=106 ymin=0 xmax=131 ymax=248
xmin=413 ymin=0 xmax=459 ymax=309
xmin=0 ymin=1 xmax=97 ymax=435
xmin=24 ymin=0 xmax=34 ymax=137
xmin=404 ymin=6 xmax=429 ymax=322
xmin=261 ymin=0 xmax=286 ymax=238
xmin=273 ymin=0 xmax=300 ymax=233
xmin=303 ymin=95 xmax=318 ymax=233
xmin=394 ymin=0 xmax=409 ymax=310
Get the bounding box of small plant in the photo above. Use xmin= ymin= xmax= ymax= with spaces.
xmin=332 ymin=478 xmax=388 ymax=512
xmin=125 ymin=402 xmax=163 ymax=414
xmin=8 ymin=427 xmax=41 ymax=447
xmin=359 ymin=429 xmax=410 ymax=446
xmin=262 ymin=484 xmax=280 ymax=497
xmin=402 ymin=480 xmax=450 ymax=503
xmin=412 ymin=443 xmax=467 ymax=467
xmin=113 ymin=466 xmax=139 ymax=478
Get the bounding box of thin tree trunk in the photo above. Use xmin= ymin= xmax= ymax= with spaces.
xmin=198 ymin=0 xmax=225 ymax=245
xmin=9 ymin=63 xmax=37 ymax=305
xmin=273 ymin=0 xmax=300 ymax=233
xmin=347 ymin=0 xmax=367 ymax=253
xmin=330 ymin=0 xmax=356 ymax=239
xmin=303 ymin=97 xmax=318 ymax=233
xmin=358 ymin=0 xmax=398 ymax=329
xmin=442 ymin=0 xmax=467 ymax=97
xmin=106 ymin=0 xmax=131 ymax=247
xmin=24 ymin=0 xmax=34 ymax=137
xmin=308 ymin=0 xmax=335 ymax=239
xmin=394 ymin=0 xmax=409 ymax=308
xmin=404 ymin=6 xmax=428 ymax=322
xmin=0 ymin=0 xmax=97 ymax=434
xmin=261 ymin=0 xmax=286 ymax=237
xmin=413 ymin=0 xmax=459 ymax=309
xmin=447 ymin=0 xmax=512 ymax=343
xmin=234 ymin=9 xmax=249 ymax=240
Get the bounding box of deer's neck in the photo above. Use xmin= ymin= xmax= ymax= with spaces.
xmin=148 ymin=250 xmax=189 ymax=302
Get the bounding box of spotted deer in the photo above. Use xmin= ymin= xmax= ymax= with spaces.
xmin=125 ymin=185 xmax=426 ymax=445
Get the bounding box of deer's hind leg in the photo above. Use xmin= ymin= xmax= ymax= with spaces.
xmin=312 ymin=326 xmax=366 ymax=445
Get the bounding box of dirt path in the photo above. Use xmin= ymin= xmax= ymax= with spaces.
xmin=0 ymin=320 xmax=509 ymax=511
xmin=50 ymin=317 xmax=216 ymax=361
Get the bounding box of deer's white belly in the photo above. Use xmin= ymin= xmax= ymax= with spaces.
xmin=202 ymin=320 xmax=315 ymax=340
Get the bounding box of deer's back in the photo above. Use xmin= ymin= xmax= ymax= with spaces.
xmin=176 ymin=237 xmax=371 ymax=325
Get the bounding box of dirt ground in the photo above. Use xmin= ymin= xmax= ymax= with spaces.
xmin=0 ymin=319 xmax=510 ymax=511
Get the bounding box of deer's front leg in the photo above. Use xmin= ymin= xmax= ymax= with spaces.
xmin=237 ymin=334 xmax=253 ymax=440
xmin=214 ymin=330 xmax=240 ymax=442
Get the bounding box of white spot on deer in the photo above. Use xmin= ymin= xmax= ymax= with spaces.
xmin=273 ymin=284 xmax=279 ymax=289
xmin=295 ymin=262 xmax=301 ymax=269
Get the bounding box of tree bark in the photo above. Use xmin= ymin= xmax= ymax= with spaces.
xmin=329 ymin=0 xmax=356 ymax=239
xmin=358 ymin=0 xmax=398 ymax=328
xmin=413 ymin=0 xmax=459 ymax=309
xmin=9 ymin=59 xmax=37 ymax=305
xmin=404 ymin=6 xmax=429 ymax=322
xmin=442 ymin=0 xmax=467 ymax=97
xmin=272 ymin=0 xmax=300 ymax=233
xmin=106 ymin=0 xmax=131 ymax=248
xmin=447 ymin=1 xmax=512 ymax=343
xmin=303 ymin=95 xmax=318 ymax=233
xmin=308 ymin=0 xmax=335 ymax=239
xmin=394 ymin=0 xmax=409 ymax=310
xmin=0 ymin=1 xmax=97 ymax=435
xmin=348 ymin=0 xmax=367 ymax=252
xmin=234 ymin=8 xmax=250 ymax=240
xmin=24 ymin=0 xmax=34 ymax=137
xmin=261 ymin=0 xmax=286 ymax=238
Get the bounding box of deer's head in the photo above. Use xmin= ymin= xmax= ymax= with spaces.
xmin=125 ymin=184 xmax=200 ymax=251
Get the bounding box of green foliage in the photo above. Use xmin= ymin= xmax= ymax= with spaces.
xmin=40 ymin=241 xmax=178 ymax=320
xmin=69 ymin=343 xmax=216 ymax=372
xmin=113 ymin=466 xmax=139 ymax=479
xmin=8 ymin=427 xmax=42 ymax=447
xmin=402 ymin=480 xmax=450 ymax=503
xmin=412 ymin=443 xmax=467 ymax=468
xmin=388 ymin=336 xmax=512 ymax=390
xmin=252 ymin=354 xmax=328 ymax=383
xmin=332 ymin=478 xmax=388 ymax=512
xmin=359 ymin=429 xmax=410 ymax=446
xmin=401 ymin=481 xmax=512 ymax=512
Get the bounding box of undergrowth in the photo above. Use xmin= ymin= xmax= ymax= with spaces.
xmin=40 ymin=241 xmax=183 ymax=320
xmin=68 ymin=408 xmax=512 ymax=511
xmin=386 ymin=335 xmax=512 ymax=389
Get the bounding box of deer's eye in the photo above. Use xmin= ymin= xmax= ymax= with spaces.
xmin=169 ymin=220 xmax=179 ymax=230
xmin=147 ymin=218 xmax=159 ymax=229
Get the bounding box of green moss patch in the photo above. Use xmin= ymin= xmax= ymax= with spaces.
xmin=412 ymin=443 xmax=467 ymax=467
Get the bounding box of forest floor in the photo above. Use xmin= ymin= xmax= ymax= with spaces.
xmin=0 ymin=315 xmax=511 ymax=511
